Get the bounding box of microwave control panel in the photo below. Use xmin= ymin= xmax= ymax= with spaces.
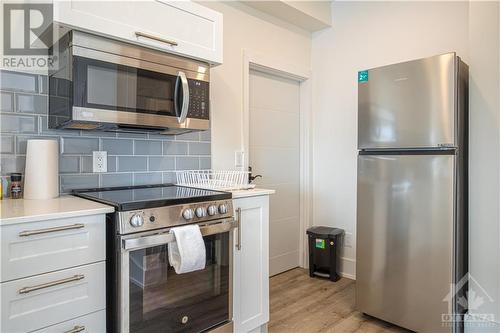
xmin=188 ymin=80 xmax=209 ymax=120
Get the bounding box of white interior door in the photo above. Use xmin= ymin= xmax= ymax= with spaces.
xmin=249 ymin=69 xmax=301 ymax=276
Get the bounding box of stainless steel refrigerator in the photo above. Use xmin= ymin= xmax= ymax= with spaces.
xmin=356 ymin=53 xmax=468 ymax=333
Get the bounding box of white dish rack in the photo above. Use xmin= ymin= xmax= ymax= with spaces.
xmin=176 ymin=170 xmax=255 ymax=191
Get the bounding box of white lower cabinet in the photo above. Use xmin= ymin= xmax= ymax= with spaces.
xmin=233 ymin=195 xmax=270 ymax=333
xmin=33 ymin=310 xmax=106 ymax=333
xmin=1 ymin=261 xmax=106 ymax=333
xmin=1 ymin=214 xmax=105 ymax=282
xmin=0 ymin=211 xmax=109 ymax=333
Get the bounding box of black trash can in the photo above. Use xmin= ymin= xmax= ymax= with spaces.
xmin=306 ymin=226 xmax=344 ymax=282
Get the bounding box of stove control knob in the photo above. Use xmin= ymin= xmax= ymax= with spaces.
xmin=207 ymin=205 xmax=218 ymax=216
xmin=182 ymin=208 xmax=194 ymax=220
xmin=130 ymin=214 xmax=144 ymax=228
xmin=218 ymin=204 xmax=228 ymax=215
xmin=195 ymin=207 xmax=206 ymax=218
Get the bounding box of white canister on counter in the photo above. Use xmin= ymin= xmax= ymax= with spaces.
xmin=23 ymin=139 xmax=59 ymax=199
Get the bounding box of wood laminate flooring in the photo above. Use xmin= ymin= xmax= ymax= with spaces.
xmin=269 ymin=268 xmax=412 ymax=333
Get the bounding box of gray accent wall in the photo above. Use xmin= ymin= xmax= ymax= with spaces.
xmin=0 ymin=70 xmax=211 ymax=195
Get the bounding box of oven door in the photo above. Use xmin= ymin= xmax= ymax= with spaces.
xmin=118 ymin=219 xmax=234 ymax=333
xmin=71 ymin=54 xmax=209 ymax=131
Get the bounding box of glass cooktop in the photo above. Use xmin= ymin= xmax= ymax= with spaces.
xmin=73 ymin=184 xmax=232 ymax=211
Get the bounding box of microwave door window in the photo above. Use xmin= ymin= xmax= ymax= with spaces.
xmin=136 ymin=70 xmax=174 ymax=115
xmin=128 ymin=233 xmax=230 ymax=333
xmin=76 ymin=57 xmax=177 ymax=117
xmin=87 ymin=65 xmax=137 ymax=109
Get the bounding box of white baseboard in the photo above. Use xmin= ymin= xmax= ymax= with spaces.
xmin=270 ymin=250 xmax=300 ymax=276
xmin=339 ymin=256 xmax=356 ymax=280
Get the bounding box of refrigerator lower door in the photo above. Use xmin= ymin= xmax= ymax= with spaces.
xmin=358 ymin=53 xmax=457 ymax=149
xmin=356 ymin=153 xmax=455 ymax=333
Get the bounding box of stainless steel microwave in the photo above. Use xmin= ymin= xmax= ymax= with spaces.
xmin=49 ymin=30 xmax=210 ymax=135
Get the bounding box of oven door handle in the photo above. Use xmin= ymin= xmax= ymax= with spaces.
xmin=122 ymin=218 xmax=236 ymax=251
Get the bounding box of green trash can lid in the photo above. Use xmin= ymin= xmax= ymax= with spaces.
xmin=306 ymin=226 xmax=344 ymax=238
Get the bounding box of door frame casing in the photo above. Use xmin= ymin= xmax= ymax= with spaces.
xmin=242 ymin=50 xmax=312 ymax=269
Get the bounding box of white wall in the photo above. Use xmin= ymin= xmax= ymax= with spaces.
xmin=468 ymin=1 xmax=500 ymax=329
xmin=200 ymin=2 xmax=311 ymax=170
xmin=311 ymin=1 xmax=469 ymax=278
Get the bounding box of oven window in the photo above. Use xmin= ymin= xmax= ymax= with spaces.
xmin=128 ymin=232 xmax=230 ymax=333
xmin=74 ymin=56 xmax=177 ymax=117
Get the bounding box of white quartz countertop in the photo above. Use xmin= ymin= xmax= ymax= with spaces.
xmin=230 ymin=188 xmax=275 ymax=199
xmin=0 ymin=195 xmax=115 ymax=225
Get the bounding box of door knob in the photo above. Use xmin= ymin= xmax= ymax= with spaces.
xmin=248 ymin=166 xmax=262 ymax=183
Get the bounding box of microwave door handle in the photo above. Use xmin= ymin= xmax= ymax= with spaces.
xmin=177 ymin=71 xmax=190 ymax=124
xmin=174 ymin=74 xmax=181 ymax=120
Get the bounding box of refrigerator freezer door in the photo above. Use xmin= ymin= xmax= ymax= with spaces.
xmin=356 ymin=153 xmax=454 ymax=333
xmin=358 ymin=53 xmax=456 ymax=149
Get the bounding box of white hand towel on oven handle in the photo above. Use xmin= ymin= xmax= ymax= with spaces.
xmin=168 ymin=225 xmax=206 ymax=274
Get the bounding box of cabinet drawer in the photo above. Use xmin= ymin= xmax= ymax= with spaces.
xmin=1 ymin=214 xmax=105 ymax=282
xmin=1 ymin=262 xmax=106 ymax=333
xmin=54 ymin=0 xmax=223 ymax=64
xmin=33 ymin=310 xmax=105 ymax=333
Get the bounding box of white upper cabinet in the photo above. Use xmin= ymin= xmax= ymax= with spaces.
xmin=53 ymin=0 xmax=223 ymax=64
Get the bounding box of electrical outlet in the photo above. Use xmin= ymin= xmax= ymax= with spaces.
xmin=93 ymin=151 xmax=107 ymax=173
xmin=234 ymin=151 xmax=245 ymax=168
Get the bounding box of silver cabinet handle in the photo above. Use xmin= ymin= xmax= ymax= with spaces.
xmin=236 ymin=208 xmax=242 ymax=251
xmin=63 ymin=326 xmax=86 ymax=333
xmin=177 ymin=71 xmax=190 ymax=124
xmin=18 ymin=274 xmax=85 ymax=294
xmin=19 ymin=223 xmax=85 ymax=237
xmin=135 ymin=31 xmax=178 ymax=46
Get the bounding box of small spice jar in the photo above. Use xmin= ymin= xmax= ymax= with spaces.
xmin=10 ymin=173 xmax=23 ymax=199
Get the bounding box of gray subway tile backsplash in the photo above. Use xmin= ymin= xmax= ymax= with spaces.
xmin=16 ymin=94 xmax=48 ymax=114
xmin=1 ymin=92 xmax=14 ymax=112
xmin=135 ymin=140 xmax=162 ymax=155
xmin=101 ymin=173 xmax=133 ymax=187
xmin=176 ymin=156 xmax=200 ymax=170
xmin=163 ymin=171 xmax=177 ymax=184
xmin=0 ymin=70 xmax=211 ymax=194
xmin=1 ymin=135 xmax=15 ymax=154
xmin=200 ymin=157 xmax=211 ymax=170
xmin=0 ymin=155 xmax=25 ymax=173
xmin=60 ymin=156 xmax=81 ymax=174
xmin=200 ymin=129 xmax=211 ymax=142
xmin=175 ymin=131 xmax=200 ymax=141
xmin=0 ymin=71 xmax=38 ymax=92
xmin=117 ymin=156 xmax=147 ymax=172
xmin=134 ymin=172 xmax=163 ymax=185
xmin=61 ymin=174 xmax=99 ymax=192
xmin=1 ymin=114 xmax=38 ymax=133
xmin=62 ymin=137 xmax=99 ymax=155
xmin=189 ymin=142 xmax=211 ymax=155
xmin=164 ymin=141 xmax=188 ymax=155
xmin=149 ymin=156 xmax=175 ymax=171
xmin=39 ymin=76 xmax=48 ymax=95
xmin=102 ymin=138 xmax=134 ymax=155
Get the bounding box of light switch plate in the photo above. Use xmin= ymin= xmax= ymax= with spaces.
xmin=234 ymin=151 xmax=245 ymax=168
xmin=93 ymin=151 xmax=107 ymax=173
xmin=344 ymin=232 xmax=353 ymax=248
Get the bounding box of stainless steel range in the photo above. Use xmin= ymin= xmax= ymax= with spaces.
xmin=74 ymin=184 xmax=236 ymax=333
